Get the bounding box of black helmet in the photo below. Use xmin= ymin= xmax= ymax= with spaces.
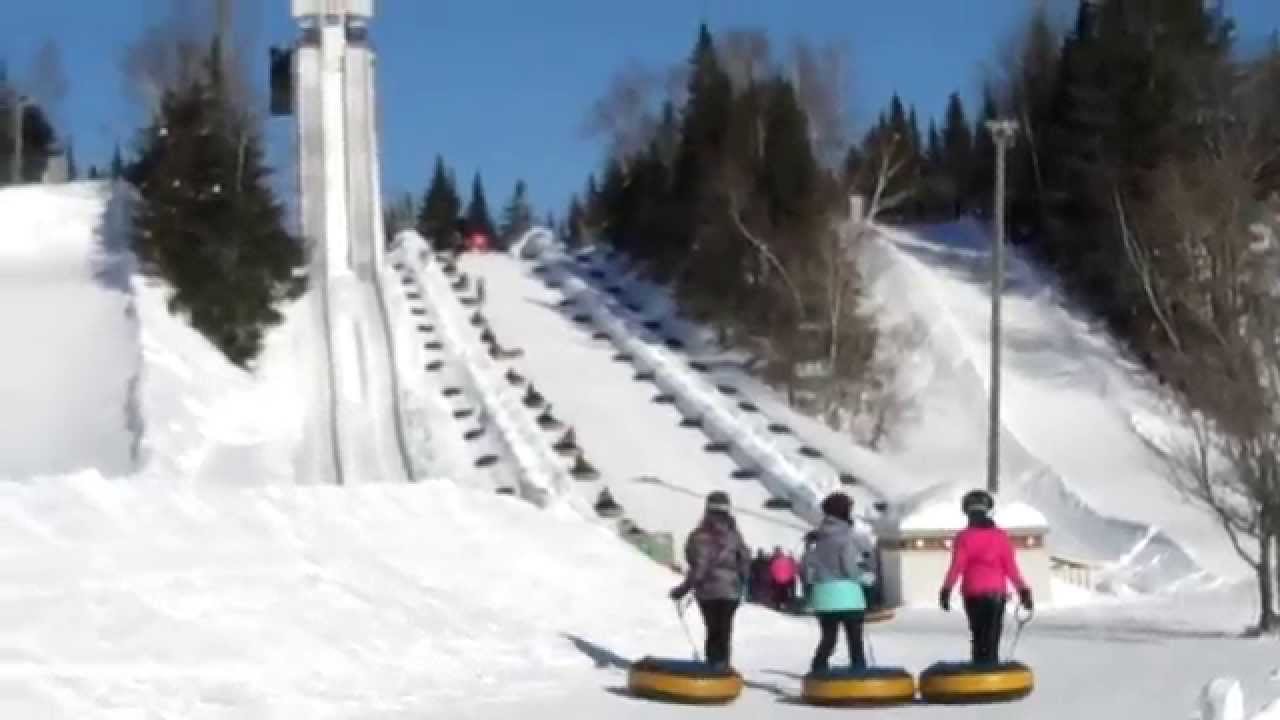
xmin=961 ymin=489 xmax=994 ymax=516
xmin=706 ymin=491 xmax=731 ymax=514
xmin=820 ymin=492 xmax=854 ymax=523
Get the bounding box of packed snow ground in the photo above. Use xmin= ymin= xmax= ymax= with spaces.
xmin=0 ymin=473 xmax=1273 ymax=719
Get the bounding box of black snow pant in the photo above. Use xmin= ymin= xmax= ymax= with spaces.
xmin=697 ymin=598 xmax=739 ymax=668
xmin=964 ymin=594 xmax=1006 ymax=665
xmin=811 ymin=610 xmax=866 ymax=672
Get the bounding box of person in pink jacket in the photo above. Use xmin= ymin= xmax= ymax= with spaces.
xmin=939 ymin=489 xmax=1033 ymax=665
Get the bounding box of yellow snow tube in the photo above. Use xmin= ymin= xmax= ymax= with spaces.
xmin=918 ymin=661 xmax=1034 ymax=704
xmin=627 ymin=656 xmax=743 ymax=705
xmin=801 ymin=666 xmax=917 ymax=706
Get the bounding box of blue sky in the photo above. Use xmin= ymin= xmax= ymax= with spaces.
xmin=3 ymin=0 xmax=1278 ymax=218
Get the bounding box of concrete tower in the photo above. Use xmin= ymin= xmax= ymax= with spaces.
xmin=289 ymin=0 xmax=411 ymax=485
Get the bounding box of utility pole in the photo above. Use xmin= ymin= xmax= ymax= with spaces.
xmin=985 ymin=118 xmax=1018 ymax=495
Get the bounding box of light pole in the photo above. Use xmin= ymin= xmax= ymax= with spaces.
xmin=985 ymin=118 xmax=1018 ymax=495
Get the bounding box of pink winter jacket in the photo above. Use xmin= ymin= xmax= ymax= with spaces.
xmin=942 ymin=525 xmax=1028 ymax=598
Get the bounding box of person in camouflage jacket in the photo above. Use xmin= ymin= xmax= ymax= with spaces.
xmin=670 ymin=491 xmax=751 ymax=668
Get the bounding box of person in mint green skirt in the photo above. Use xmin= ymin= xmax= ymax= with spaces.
xmin=801 ymin=492 xmax=877 ymax=672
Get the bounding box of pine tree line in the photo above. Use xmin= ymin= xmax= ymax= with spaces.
xmin=125 ymin=41 xmax=306 ymax=368
xmin=0 ymin=62 xmax=59 ymax=186
xmin=572 ymin=25 xmax=892 ymax=433
xmin=414 ymin=155 xmax=533 ymax=253
xmin=849 ymin=1 xmax=1250 ymax=367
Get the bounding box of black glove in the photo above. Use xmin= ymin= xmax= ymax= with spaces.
xmin=939 ymin=587 xmax=951 ymax=612
xmin=1018 ymin=587 xmax=1033 ymax=611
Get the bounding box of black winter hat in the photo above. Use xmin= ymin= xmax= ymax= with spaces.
xmin=706 ymin=491 xmax=732 ymax=514
xmin=962 ymin=489 xmax=994 ymax=516
xmin=820 ymin=492 xmax=853 ymax=523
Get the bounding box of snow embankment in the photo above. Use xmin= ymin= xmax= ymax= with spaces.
xmin=0 ymin=182 xmax=140 ymax=479
xmin=381 ymin=238 xmax=474 ymax=482
xmin=862 ymin=220 xmax=1241 ymax=590
xmin=535 ymin=246 xmax=849 ymax=526
xmin=397 ymin=231 xmax=577 ymax=509
xmin=0 ymin=181 xmax=302 ymax=484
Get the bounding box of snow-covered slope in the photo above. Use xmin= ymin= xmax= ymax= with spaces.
xmin=462 ymin=250 xmax=819 ymax=554
xmin=863 ymin=221 xmax=1243 ymax=587
xmin=548 ymin=220 xmax=1241 ymax=593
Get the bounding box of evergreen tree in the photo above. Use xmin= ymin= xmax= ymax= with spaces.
xmin=596 ymin=157 xmax=628 ymax=250
xmin=65 ymin=140 xmax=77 ymax=181
xmin=498 ymin=179 xmax=535 ymax=248
xmin=968 ymin=85 xmax=998 ymax=216
xmin=667 ymin=23 xmax=733 ymax=276
xmin=1007 ymin=3 xmax=1062 ymax=233
xmin=907 ymin=106 xmax=923 ymax=160
xmin=464 ymin=172 xmax=495 ymax=240
xmin=417 ymin=155 xmax=462 ymax=251
xmin=110 ymin=144 xmax=124 ymax=179
xmin=129 ymin=41 xmax=305 ymax=367
xmin=1035 ymin=0 xmax=1235 ymax=350
xmin=918 ymin=119 xmax=950 ymax=219
xmin=565 ymin=193 xmax=585 ymax=247
xmin=581 ymin=173 xmax=603 ymax=239
xmin=926 ymin=120 xmax=943 ymax=168
xmin=940 ymin=92 xmax=972 ymax=215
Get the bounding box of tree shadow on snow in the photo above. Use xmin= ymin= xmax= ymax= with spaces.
xmin=563 ymin=633 xmax=633 ymax=671
xmin=89 ymin=185 xmax=137 ymax=294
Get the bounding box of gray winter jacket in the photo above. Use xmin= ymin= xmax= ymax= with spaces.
xmin=802 ymin=516 xmax=876 ymax=586
xmin=680 ymin=513 xmax=752 ymax=601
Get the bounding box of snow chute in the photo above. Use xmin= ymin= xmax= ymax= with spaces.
xmin=917 ymin=661 xmax=1034 ymax=704
xmin=626 ymin=657 xmax=743 ymax=705
xmin=800 ymin=666 xmax=917 ymax=707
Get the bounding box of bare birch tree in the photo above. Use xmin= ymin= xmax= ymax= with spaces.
xmin=1130 ymin=72 xmax=1280 ymax=631
xmin=787 ymin=39 xmax=853 ymax=169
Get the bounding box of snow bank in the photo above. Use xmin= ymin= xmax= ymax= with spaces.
xmin=510 ymin=226 xmax=555 ymax=259
xmin=890 ymin=482 xmax=1047 ymax=532
xmin=131 ymin=278 xmax=303 ymax=485
xmin=0 ymin=182 xmax=140 ymax=479
xmin=397 ymin=231 xmax=578 ymax=508
xmin=0 ymin=180 xmax=312 ymax=485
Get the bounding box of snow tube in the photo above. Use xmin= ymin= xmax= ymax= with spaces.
xmin=917 ymin=661 xmax=1034 ymax=704
xmin=627 ymin=657 xmax=743 ymax=705
xmin=801 ymin=666 xmax=916 ymax=706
